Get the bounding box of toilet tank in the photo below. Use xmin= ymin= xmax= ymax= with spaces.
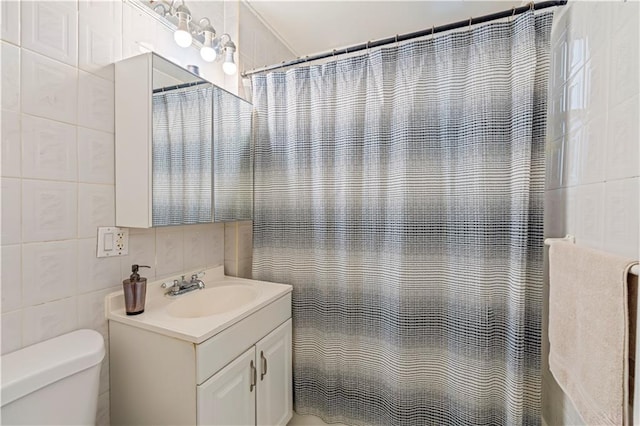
xmin=1 ymin=329 xmax=105 ymax=425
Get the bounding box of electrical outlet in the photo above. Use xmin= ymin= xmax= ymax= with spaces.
xmin=97 ymin=227 xmax=129 ymax=258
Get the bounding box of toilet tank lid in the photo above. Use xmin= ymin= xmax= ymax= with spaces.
xmin=1 ymin=329 xmax=105 ymax=406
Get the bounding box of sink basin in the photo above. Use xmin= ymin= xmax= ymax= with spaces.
xmin=166 ymin=285 xmax=259 ymax=318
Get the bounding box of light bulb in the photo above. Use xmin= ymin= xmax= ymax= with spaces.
xmin=201 ymin=46 xmax=216 ymax=62
xmin=174 ymin=29 xmax=192 ymax=47
xmin=223 ymin=61 xmax=237 ymax=75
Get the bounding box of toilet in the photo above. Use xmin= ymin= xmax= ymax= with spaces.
xmin=1 ymin=329 xmax=105 ymax=425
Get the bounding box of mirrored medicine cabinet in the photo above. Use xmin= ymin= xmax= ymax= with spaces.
xmin=115 ymin=53 xmax=253 ymax=228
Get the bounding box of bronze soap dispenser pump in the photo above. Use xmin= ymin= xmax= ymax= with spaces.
xmin=123 ymin=264 xmax=150 ymax=315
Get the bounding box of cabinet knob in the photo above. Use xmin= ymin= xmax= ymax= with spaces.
xmin=260 ymin=351 xmax=267 ymax=381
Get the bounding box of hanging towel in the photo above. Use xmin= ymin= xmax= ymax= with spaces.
xmin=549 ymin=241 xmax=638 ymax=425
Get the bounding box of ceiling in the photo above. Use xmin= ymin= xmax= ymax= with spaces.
xmin=244 ymin=1 xmax=523 ymax=57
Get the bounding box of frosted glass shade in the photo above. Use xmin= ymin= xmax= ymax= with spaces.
xmin=174 ymin=29 xmax=192 ymax=48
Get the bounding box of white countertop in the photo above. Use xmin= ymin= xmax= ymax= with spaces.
xmin=105 ymin=266 xmax=292 ymax=344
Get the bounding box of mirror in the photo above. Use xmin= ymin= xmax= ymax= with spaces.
xmin=212 ymin=87 xmax=253 ymax=221
xmin=152 ymin=55 xmax=213 ymax=226
xmin=116 ymin=53 xmax=253 ymax=227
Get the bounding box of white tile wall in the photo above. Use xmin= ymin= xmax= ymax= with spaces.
xmin=22 ymin=296 xmax=78 ymax=347
xmin=606 ymin=95 xmax=639 ymax=181
xmin=77 ymin=184 xmax=115 ymax=238
xmin=2 ymin=178 xmax=22 ymax=245
xmin=575 ymin=182 xmax=605 ymax=249
xmin=155 ymin=227 xmax=185 ymax=278
xmin=77 ymin=71 xmax=115 ymax=133
xmin=183 ymin=225 xmax=211 ymax=272
xmin=543 ymin=2 xmax=640 ymax=424
xmin=78 ymin=0 xmax=122 ymax=81
xmin=1 ymin=110 xmax=21 ymax=177
xmin=21 ymin=114 xmax=78 ymax=181
xmin=1 ymin=1 xmax=294 ymax=423
xmin=121 ymin=2 xmax=157 ymax=59
xmin=22 ymin=179 xmax=77 ymax=243
xmin=204 ymin=224 xmax=225 ymax=268
xmin=1 ymin=41 xmax=21 ymax=111
xmin=123 ymin=229 xmax=156 ymax=279
xmin=78 ymin=287 xmax=119 ymax=338
xmin=22 ymin=240 xmax=77 ymax=306
xmin=224 ymin=220 xmax=253 ymax=279
xmin=1 ymin=310 xmax=23 ymax=354
xmin=77 ymin=127 xmax=115 ymax=184
xmin=609 ymin=18 xmax=639 ymax=108
xmin=78 ymin=22 xmax=121 ymax=81
xmin=579 ymin=114 xmax=605 ymax=184
xmin=21 ymin=49 xmax=78 ymax=124
xmin=1 ymin=244 xmax=22 ymax=311
xmin=603 ymin=177 xmax=640 ymax=260
xmin=21 ymin=1 xmax=78 ymax=66
xmin=1 ymin=0 xmax=21 ymax=45
xmin=76 ymin=237 xmax=122 ymax=294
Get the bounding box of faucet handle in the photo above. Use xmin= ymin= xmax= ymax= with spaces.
xmin=191 ymin=271 xmax=205 ymax=280
xmin=161 ymin=279 xmax=180 ymax=289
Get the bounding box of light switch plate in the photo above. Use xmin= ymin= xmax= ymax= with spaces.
xmin=97 ymin=227 xmax=129 ymax=258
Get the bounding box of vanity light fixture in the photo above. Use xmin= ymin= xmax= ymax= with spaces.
xmin=199 ymin=18 xmax=217 ymax=62
xmin=150 ymin=0 xmax=238 ymax=74
xmin=173 ymin=4 xmax=193 ymax=47
xmin=222 ymin=40 xmax=237 ymax=75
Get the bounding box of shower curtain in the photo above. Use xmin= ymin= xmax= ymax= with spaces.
xmin=252 ymin=11 xmax=553 ymax=425
xmin=152 ymin=85 xmax=212 ymax=226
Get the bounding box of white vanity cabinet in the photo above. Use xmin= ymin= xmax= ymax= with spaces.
xmin=197 ymin=320 xmax=292 ymax=425
xmin=109 ymin=292 xmax=293 ymax=426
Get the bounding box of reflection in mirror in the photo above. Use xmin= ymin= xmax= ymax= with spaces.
xmin=213 ymin=88 xmax=253 ymax=221
xmin=151 ymin=55 xmax=213 ymax=226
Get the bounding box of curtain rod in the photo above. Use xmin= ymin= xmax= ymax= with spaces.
xmin=242 ymin=0 xmax=566 ymax=77
xmin=152 ymin=80 xmax=210 ymax=94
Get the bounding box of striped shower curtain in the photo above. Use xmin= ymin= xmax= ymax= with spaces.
xmin=152 ymin=85 xmax=212 ymax=226
xmin=252 ymin=11 xmax=553 ymax=425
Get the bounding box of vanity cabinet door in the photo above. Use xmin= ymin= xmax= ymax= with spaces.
xmin=256 ymin=319 xmax=293 ymax=426
xmin=197 ymin=347 xmax=256 ymax=425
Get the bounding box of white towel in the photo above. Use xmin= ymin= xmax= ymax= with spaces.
xmin=548 ymin=242 xmax=638 ymax=425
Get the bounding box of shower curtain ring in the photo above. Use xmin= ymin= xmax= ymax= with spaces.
xmin=332 ymin=49 xmax=336 ymax=57
xmin=511 ymin=6 xmax=516 ymax=21
xmin=530 ymin=1 xmax=534 ymax=11
xmin=395 ymin=34 xmax=399 ymax=48
xmin=468 ymin=17 xmax=473 ymax=31
xmin=431 ymin=25 xmax=435 ymax=39
xmin=366 ymin=40 xmax=371 ymax=54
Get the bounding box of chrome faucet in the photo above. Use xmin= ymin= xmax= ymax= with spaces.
xmin=162 ymin=272 xmax=206 ymax=296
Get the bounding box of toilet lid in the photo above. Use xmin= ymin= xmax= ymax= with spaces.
xmin=1 ymin=329 xmax=105 ymax=406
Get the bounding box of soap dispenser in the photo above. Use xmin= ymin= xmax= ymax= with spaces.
xmin=123 ymin=264 xmax=150 ymax=315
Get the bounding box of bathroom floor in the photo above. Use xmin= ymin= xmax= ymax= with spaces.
xmin=288 ymin=413 xmax=348 ymax=426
